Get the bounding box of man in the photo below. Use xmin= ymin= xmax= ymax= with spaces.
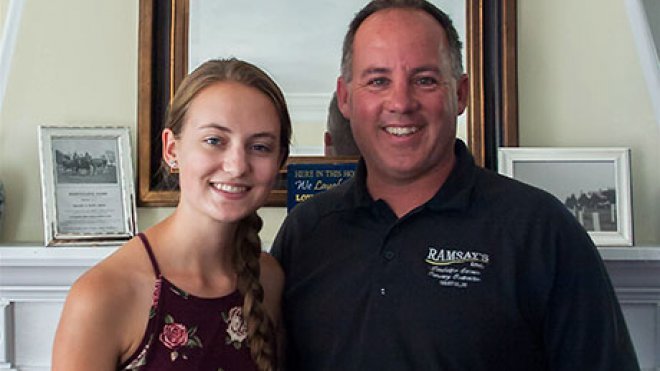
xmin=324 ymin=92 xmax=361 ymax=156
xmin=272 ymin=1 xmax=640 ymax=370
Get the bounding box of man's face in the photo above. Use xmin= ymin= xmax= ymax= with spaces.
xmin=338 ymin=8 xmax=468 ymax=187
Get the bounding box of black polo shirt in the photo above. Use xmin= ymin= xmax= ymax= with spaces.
xmin=272 ymin=140 xmax=638 ymax=371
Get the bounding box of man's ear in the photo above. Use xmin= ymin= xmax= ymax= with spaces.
xmin=324 ymin=131 xmax=335 ymax=156
xmin=162 ymin=128 xmax=178 ymax=165
xmin=336 ymin=77 xmax=350 ymax=119
xmin=456 ymin=73 xmax=469 ymax=115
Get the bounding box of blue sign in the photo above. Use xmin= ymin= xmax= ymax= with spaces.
xmin=286 ymin=162 xmax=357 ymax=212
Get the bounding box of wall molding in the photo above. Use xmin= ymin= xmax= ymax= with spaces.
xmin=0 ymin=246 xmax=116 ymax=369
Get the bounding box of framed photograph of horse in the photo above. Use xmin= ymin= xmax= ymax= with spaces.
xmin=498 ymin=147 xmax=633 ymax=247
xmin=38 ymin=126 xmax=137 ymax=246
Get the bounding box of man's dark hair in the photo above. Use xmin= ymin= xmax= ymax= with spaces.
xmin=340 ymin=0 xmax=463 ymax=81
xmin=326 ymin=93 xmax=360 ymax=156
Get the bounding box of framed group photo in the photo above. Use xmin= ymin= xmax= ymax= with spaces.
xmin=498 ymin=147 xmax=633 ymax=246
xmin=38 ymin=126 xmax=137 ymax=246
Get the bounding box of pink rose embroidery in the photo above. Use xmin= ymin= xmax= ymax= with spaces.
xmin=225 ymin=306 xmax=248 ymax=344
xmin=149 ymin=280 xmax=162 ymax=319
xmin=159 ymin=323 xmax=189 ymax=349
xmin=157 ymin=315 xmax=202 ymax=362
xmin=152 ymin=279 xmax=162 ymax=306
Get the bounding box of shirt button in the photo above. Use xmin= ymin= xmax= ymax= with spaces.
xmin=380 ymin=288 xmax=386 ymax=296
xmin=384 ymin=251 xmax=395 ymax=260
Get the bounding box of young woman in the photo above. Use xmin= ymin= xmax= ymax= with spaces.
xmin=52 ymin=58 xmax=291 ymax=371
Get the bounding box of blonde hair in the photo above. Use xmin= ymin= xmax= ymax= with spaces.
xmin=234 ymin=212 xmax=277 ymax=370
xmin=164 ymin=59 xmax=291 ymax=370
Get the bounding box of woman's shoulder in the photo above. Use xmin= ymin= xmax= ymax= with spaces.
xmin=258 ymin=252 xmax=284 ymax=322
xmin=67 ymin=237 xmax=153 ymax=318
xmin=53 ymin=236 xmax=156 ymax=369
xmin=259 ymin=252 xmax=284 ymax=288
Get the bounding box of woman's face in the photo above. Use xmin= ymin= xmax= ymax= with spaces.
xmin=165 ymin=81 xmax=281 ymax=223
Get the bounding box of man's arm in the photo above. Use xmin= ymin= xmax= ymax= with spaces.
xmin=542 ymin=217 xmax=640 ymax=371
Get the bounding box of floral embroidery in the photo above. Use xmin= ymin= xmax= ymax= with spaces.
xmin=222 ymin=306 xmax=248 ymax=349
xmin=152 ymin=279 xmax=162 ymax=304
xmin=149 ymin=279 xmax=162 ymax=319
xmin=159 ymin=314 xmax=203 ymax=362
xmin=161 ymin=323 xmax=188 ymax=349
xmin=169 ymin=285 xmax=190 ymax=299
xmin=123 ymin=335 xmax=154 ymax=370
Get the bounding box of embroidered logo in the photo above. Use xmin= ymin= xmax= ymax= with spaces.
xmin=425 ymin=247 xmax=490 ymax=289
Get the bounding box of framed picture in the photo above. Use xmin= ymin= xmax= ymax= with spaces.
xmin=38 ymin=126 xmax=138 ymax=246
xmin=498 ymin=147 xmax=633 ymax=247
xmin=136 ymin=0 xmax=518 ymax=206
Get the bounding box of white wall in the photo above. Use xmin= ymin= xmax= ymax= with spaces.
xmin=0 ymin=0 xmax=141 ymax=240
xmin=0 ymin=0 xmax=658 ymax=246
xmin=518 ymin=0 xmax=660 ymax=245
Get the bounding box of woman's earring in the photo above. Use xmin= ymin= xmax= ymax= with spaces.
xmin=169 ymin=159 xmax=178 ymax=173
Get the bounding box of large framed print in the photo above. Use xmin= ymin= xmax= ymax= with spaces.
xmin=38 ymin=126 xmax=138 ymax=246
xmin=498 ymin=147 xmax=633 ymax=247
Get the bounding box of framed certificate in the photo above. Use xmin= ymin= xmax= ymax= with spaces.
xmin=38 ymin=126 xmax=137 ymax=246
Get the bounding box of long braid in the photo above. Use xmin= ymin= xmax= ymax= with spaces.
xmin=234 ymin=212 xmax=277 ymax=371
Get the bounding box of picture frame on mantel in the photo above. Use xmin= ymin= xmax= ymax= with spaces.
xmin=498 ymin=147 xmax=633 ymax=247
xmin=38 ymin=126 xmax=138 ymax=246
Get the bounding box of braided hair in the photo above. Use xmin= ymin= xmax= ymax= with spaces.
xmin=233 ymin=212 xmax=277 ymax=370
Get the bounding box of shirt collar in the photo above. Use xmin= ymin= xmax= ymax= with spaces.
xmin=338 ymin=139 xmax=478 ymax=213
xmin=425 ymin=139 xmax=478 ymax=212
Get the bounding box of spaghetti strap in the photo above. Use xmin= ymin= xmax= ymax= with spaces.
xmin=137 ymin=232 xmax=161 ymax=277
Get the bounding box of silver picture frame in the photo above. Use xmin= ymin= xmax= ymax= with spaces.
xmin=498 ymin=147 xmax=633 ymax=247
xmin=38 ymin=126 xmax=137 ymax=246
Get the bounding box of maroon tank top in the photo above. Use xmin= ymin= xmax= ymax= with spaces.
xmin=118 ymin=233 xmax=258 ymax=371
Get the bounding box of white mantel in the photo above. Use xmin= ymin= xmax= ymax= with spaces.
xmin=1 ymin=244 xmax=659 ymax=370
xmin=0 ymin=245 xmax=118 ymax=371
